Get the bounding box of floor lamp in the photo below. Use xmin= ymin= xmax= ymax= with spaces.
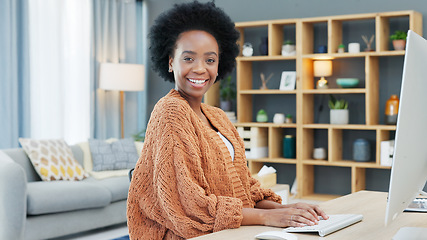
xmin=99 ymin=63 xmax=145 ymax=138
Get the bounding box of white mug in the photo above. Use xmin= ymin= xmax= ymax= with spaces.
xmin=348 ymin=43 xmax=360 ymax=53
xmin=313 ymin=147 xmax=327 ymax=160
xmin=273 ymin=113 xmax=285 ymax=124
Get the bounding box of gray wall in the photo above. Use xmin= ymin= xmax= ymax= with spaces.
xmin=143 ymin=0 xmax=427 ymax=194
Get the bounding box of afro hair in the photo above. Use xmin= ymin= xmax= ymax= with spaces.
xmin=149 ymin=1 xmax=240 ymax=83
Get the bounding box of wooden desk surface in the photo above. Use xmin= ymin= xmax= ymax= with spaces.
xmin=190 ymin=191 xmax=427 ymax=240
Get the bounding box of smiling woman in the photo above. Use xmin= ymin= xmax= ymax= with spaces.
xmin=127 ymin=2 xmax=327 ymax=240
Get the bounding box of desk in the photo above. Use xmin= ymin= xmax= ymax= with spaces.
xmin=190 ymin=191 xmax=427 ymax=240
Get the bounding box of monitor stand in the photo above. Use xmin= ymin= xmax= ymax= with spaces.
xmin=393 ymin=227 xmax=427 ymax=240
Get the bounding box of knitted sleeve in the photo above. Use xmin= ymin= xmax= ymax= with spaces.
xmin=248 ymin=173 xmax=282 ymax=204
xmin=141 ymin=101 xmax=244 ymax=238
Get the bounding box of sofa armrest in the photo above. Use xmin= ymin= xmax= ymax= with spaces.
xmin=0 ymin=150 xmax=27 ymax=240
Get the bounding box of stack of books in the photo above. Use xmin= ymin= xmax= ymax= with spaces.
xmin=224 ymin=111 xmax=236 ymax=123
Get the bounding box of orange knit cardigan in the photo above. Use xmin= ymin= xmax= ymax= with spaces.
xmin=127 ymin=90 xmax=281 ymax=239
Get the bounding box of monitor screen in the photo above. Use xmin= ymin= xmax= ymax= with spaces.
xmin=385 ymin=30 xmax=427 ymax=226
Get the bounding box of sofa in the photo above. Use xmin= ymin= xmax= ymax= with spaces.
xmin=0 ymin=140 xmax=139 ymax=240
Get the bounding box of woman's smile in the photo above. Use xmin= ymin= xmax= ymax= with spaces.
xmin=188 ymin=78 xmax=209 ymax=87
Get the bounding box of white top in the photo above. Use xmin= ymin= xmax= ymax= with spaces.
xmin=217 ymin=131 xmax=234 ymax=162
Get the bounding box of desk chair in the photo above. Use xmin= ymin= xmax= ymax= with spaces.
xmin=129 ymin=168 xmax=134 ymax=182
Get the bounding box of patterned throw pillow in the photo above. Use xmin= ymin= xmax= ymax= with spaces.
xmin=19 ymin=138 xmax=88 ymax=181
xmin=89 ymin=138 xmax=139 ymax=171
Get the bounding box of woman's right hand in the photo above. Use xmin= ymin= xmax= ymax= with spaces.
xmin=262 ymin=207 xmax=319 ymax=228
xmin=242 ymin=206 xmax=324 ymax=228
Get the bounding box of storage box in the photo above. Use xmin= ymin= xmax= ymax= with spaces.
xmin=270 ymin=184 xmax=290 ymax=204
xmin=252 ymin=173 xmax=277 ymax=188
xmin=237 ymin=126 xmax=268 ymax=158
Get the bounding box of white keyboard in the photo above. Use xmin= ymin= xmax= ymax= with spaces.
xmin=284 ymin=214 xmax=363 ymax=237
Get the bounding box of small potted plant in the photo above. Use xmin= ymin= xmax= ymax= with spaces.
xmin=281 ymin=40 xmax=296 ymax=56
xmin=337 ymin=43 xmax=345 ymax=53
xmin=220 ymin=76 xmax=236 ymax=111
xmin=390 ymin=30 xmax=407 ymax=50
xmin=329 ymin=95 xmax=349 ymax=124
xmin=132 ymin=129 xmax=146 ymax=142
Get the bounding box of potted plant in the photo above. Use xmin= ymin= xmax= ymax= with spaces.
xmin=390 ymin=30 xmax=407 ymax=50
xmin=328 ymin=95 xmax=349 ymax=124
xmin=281 ymin=40 xmax=296 ymax=56
xmin=338 ymin=43 xmax=345 ymax=53
xmin=132 ymin=129 xmax=146 ymax=142
xmin=220 ymin=76 xmax=236 ymax=111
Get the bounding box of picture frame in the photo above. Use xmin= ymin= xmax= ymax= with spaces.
xmin=279 ymin=71 xmax=296 ymax=90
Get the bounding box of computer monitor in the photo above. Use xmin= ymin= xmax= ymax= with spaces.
xmin=385 ymin=30 xmax=427 ymax=226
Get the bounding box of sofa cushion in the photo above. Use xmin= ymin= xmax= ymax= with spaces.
xmin=84 ymin=176 xmax=130 ymax=202
xmin=89 ymin=138 xmax=139 ymax=171
xmin=19 ymin=138 xmax=88 ymax=181
xmin=78 ymin=140 xmax=143 ymax=179
xmin=27 ymin=180 xmax=112 ymax=215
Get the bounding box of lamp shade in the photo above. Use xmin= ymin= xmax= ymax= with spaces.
xmin=313 ymin=60 xmax=332 ymax=77
xmin=99 ymin=63 xmax=145 ymax=91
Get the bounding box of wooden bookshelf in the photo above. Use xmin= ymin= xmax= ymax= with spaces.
xmin=205 ymin=11 xmax=422 ymax=200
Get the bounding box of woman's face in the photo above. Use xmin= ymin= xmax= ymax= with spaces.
xmin=169 ymin=30 xmax=219 ymax=102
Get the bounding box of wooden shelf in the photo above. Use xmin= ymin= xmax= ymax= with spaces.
xmin=205 ymin=10 xmax=422 ymax=200
xmin=302 ymin=51 xmax=405 ymax=59
xmin=302 ymin=88 xmax=366 ymax=94
xmin=240 ymin=89 xmax=297 ymax=94
xmin=302 ymin=159 xmax=392 ymax=169
xmin=237 ymin=56 xmax=297 ymax=61
xmin=302 ymin=124 xmax=396 ymax=130
xmin=248 ymin=158 xmax=297 ymax=164
xmin=234 ymin=122 xmax=297 ymax=128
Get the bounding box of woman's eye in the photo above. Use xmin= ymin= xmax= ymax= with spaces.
xmin=183 ymin=57 xmax=193 ymax=62
xmin=206 ymin=58 xmax=216 ymax=63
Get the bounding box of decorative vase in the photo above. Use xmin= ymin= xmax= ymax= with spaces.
xmin=313 ymin=147 xmax=327 ymax=160
xmin=242 ymin=42 xmax=253 ymax=57
xmin=392 ymin=40 xmax=406 ymax=50
xmin=283 ymin=135 xmax=296 ymax=158
xmin=259 ymin=37 xmax=268 ymax=55
xmin=353 ymin=138 xmax=370 ymax=162
xmin=348 ymin=43 xmax=360 ymax=53
xmin=256 ymin=109 xmax=268 ymax=122
xmin=330 ymin=109 xmax=349 ymax=124
xmin=220 ymin=101 xmax=232 ymax=111
xmin=281 ymin=44 xmax=296 ymax=56
xmin=318 ymin=45 xmax=327 ymax=53
xmin=273 ymin=113 xmax=285 ymax=124
xmin=385 ymin=94 xmax=399 ymax=125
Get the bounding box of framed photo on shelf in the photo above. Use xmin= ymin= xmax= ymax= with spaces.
xmin=279 ymin=71 xmax=296 ymax=90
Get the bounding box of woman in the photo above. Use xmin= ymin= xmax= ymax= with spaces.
xmin=127 ymin=2 xmax=328 ymax=239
